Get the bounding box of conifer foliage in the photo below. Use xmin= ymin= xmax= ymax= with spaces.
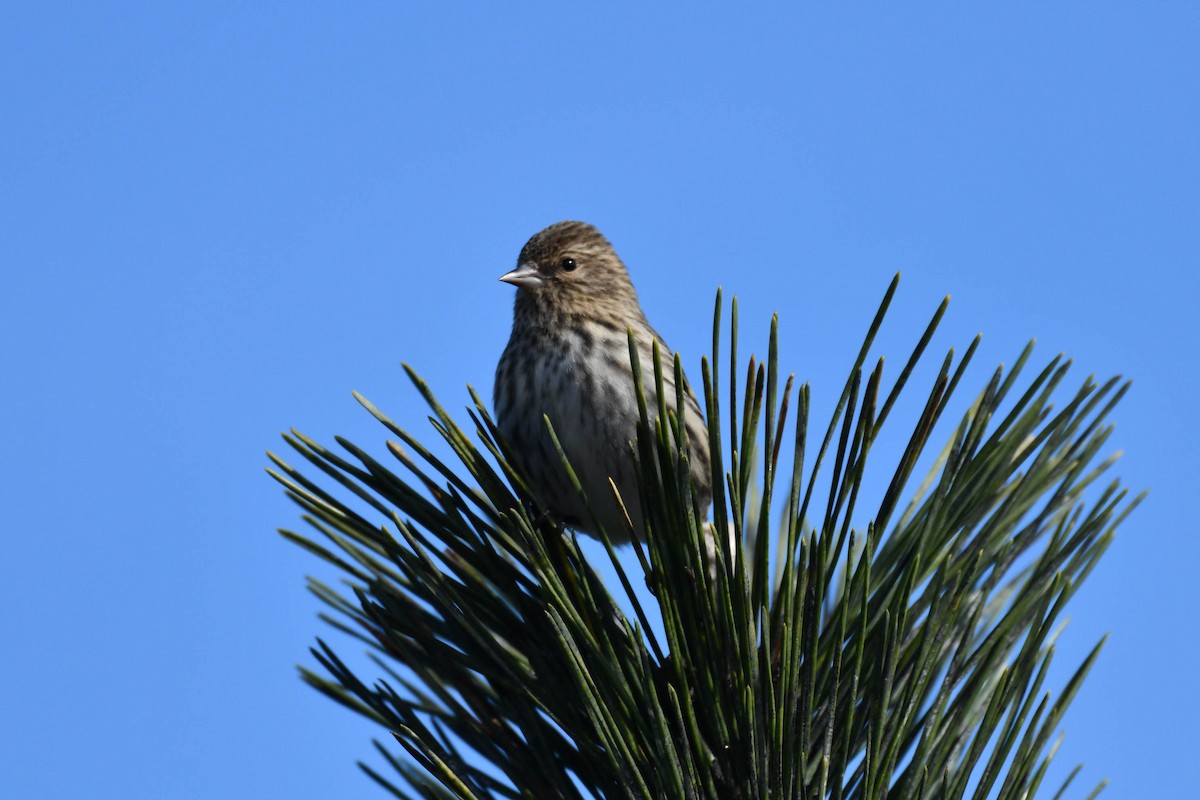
xmin=268 ymin=278 xmax=1140 ymax=799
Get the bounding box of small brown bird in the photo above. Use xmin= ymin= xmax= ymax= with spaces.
xmin=494 ymin=221 xmax=712 ymax=542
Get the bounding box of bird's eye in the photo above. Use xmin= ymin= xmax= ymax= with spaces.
xmin=560 ymin=258 xmax=577 ymax=272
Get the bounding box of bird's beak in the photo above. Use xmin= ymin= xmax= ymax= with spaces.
xmin=499 ymin=262 xmax=543 ymax=290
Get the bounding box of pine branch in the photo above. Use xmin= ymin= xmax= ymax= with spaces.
xmin=269 ymin=281 xmax=1142 ymax=799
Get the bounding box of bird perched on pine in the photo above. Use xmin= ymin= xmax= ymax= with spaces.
xmin=494 ymin=220 xmax=712 ymax=543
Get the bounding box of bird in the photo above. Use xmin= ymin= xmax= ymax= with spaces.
xmin=493 ymin=220 xmax=712 ymax=543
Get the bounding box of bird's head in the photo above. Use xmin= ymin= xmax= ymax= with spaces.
xmin=500 ymin=221 xmax=640 ymax=319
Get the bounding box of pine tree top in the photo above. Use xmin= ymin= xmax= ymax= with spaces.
xmin=269 ymin=278 xmax=1141 ymax=800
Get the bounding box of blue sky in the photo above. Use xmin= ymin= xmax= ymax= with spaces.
xmin=3 ymin=4 xmax=1197 ymax=797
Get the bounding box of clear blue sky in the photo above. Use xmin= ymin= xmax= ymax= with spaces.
xmin=3 ymin=4 xmax=1196 ymax=798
